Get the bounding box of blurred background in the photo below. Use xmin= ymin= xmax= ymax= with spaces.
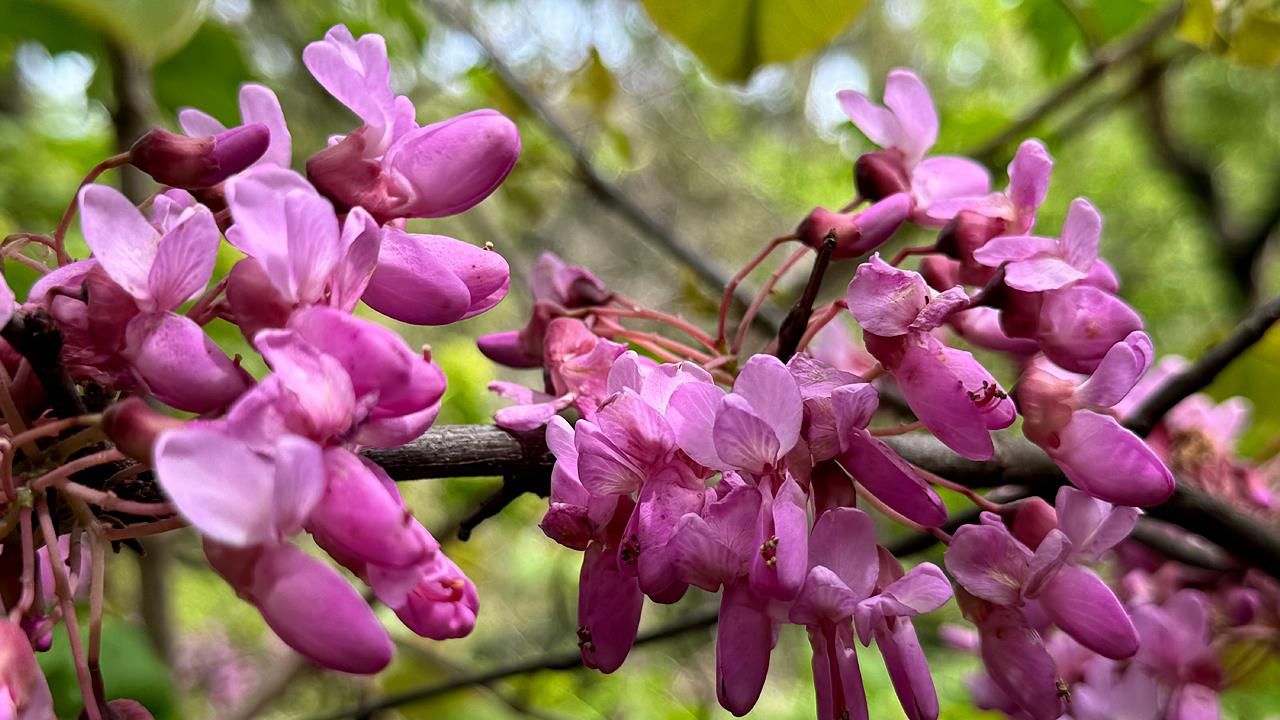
xmin=3 ymin=0 xmax=1280 ymax=717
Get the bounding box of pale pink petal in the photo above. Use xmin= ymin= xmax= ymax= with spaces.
xmin=574 ymin=421 xmax=645 ymax=495
xmin=667 ymin=381 xmax=727 ymax=468
xmin=254 ymin=328 xmax=356 ymax=438
xmin=270 ymin=435 xmax=326 ymax=536
xmin=884 ymin=335 xmax=994 ymax=460
xmin=1007 ymin=139 xmax=1053 ymax=219
xmin=1169 ymin=683 xmax=1220 ymax=720
xmin=808 ymin=506 xmax=878 ymax=600
xmin=875 ymin=619 xmax=938 ymax=720
xmin=733 ymin=354 xmax=803 ymax=455
xmin=302 ymin=25 xmax=396 ymax=136
xmin=1060 ymin=197 xmax=1101 ymax=270
xmin=177 ymin=107 xmax=226 ymax=137
xmin=494 ymin=397 xmax=568 ymax=431
xmin=846 ymin=255 xmax=929 ymax=336
xmin=147 ymin=204 xmax=220 ymax=312
xmin=883 ymin=69 xmax=937 ymax=165
xmin=282 ymin=190 xmax=341 ymax=304
xmin=238 ymin=83 xmax=291 ymax=167
xmin=837 ymin=90 xmax=901 ymax=149
xmin=977 ymin=607 xmax=1065 ymax=720
xmin=971 ymin=235 xmax=1058 ymax=267
xmin=838 ymin=431 xmax=947 ymax=527
xmin=830 ymin=382 xmax=880 ymax=432
xmin=911 ymin=156 xmax=990 ymax=211
xmin=330 ymin=207 xmax=382 ymax=312
xmin=909 ymin=285 xmax=970 ymax=333
xmin=224 ymin=165 xmax=317 ymax=263
xmin=79 ymin=184 xmax=158 ymax=299
xmin=714 ymin=398 xmax=782 ymax=474
xmin=1005 ymin=255 xmax=1089 ymax=292
xmin=362 ymin=230 xmax=504 ymax=325
xmin=1075 ymin=331 xmax=1154 ymax=409
xmin=943 ymin=524 xmax=1029 ymax=606
xmin=152 ymin=427 xmax=275 ymax=546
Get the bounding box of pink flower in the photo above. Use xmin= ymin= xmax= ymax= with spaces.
xmin=303 ymin=25 xmax=520 ymax=222
xmin=846 ymin=256 xmax=1015 ymax=460
xmin=973 ymin=197 xmax=1101 ymax=292
xmin=1018 ymin=332 xmax=1175 ymax=506
xmin=794 ymin=194 xmax=912 ymax=259
xmin=361 ymin=227 xmax=509 ymax=325
xmin=838 ymin=69 xmax=990 ymax=224
xmin=179 ymin=83 xmax=293 ymax=169
xmin=129 ymin=124 xmax=269 ymax=190
xmin=1132 ymin=590 xmax=1225 ymax=720
xmin=926 ymin=138 xmax=1053 ymax=235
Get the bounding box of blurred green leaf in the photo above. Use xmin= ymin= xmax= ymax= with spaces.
xmin=571 ymin=48 xmax=615 ymax=113
xmin=1179 ymin=0 xmax=1219 ymax=46
xmin=1020 ymin=0 xmax=1082 ymax=76
xmin=44 ymin=0 xmax=207 ymax=63
xmin=0 ymin=0 xmax=104 ymax=57
xmin=1177 ymin=0 xmax=1280 ymax=67
xmin=640 ymin=0 xmax=867 ymax=83
xmin=1225 ymin=5 xmax=1280 ymax=66
xmin=154 ymin=23 xmax=254 ymax=124
xmin=40 ymin=619 xmax=179 ymax=719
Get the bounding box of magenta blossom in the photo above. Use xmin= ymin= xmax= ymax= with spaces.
xmin=838 ymin=69 xmax=990 ymax=224
xmin=846 ymin=255 xmax=1015 ymax=460
xmin=926 ymin=138 xmax=1053 ymax=235
xmin=302 ymin=25 xmax=520 ymax=222
xmin=795 ymin=194 xmax=912 ymax=259
xmin=973 ymin=197 xmax=1101 ymax=292
xmin=179 ymin=83 xmax=292 ymax=169
xmin=1132 ymin=590 xmax=1225 ymax=719
xmin=1018 ymin=331 xmax=1175 ymax=506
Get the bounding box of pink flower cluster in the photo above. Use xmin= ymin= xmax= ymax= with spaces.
xmin=2 ymin=23 xmax=519 ymax=691
xmin=476 ymin=68 xmax=1226 ymax=720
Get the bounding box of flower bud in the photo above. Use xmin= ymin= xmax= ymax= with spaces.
xmin=130 ymin=125 xmax=269 ymax=189
xmin=937 ymin=210 xmax=1006 ymax=285
xmin=796 ymin=194 xmax=911 ymax=260
xmin=854 ymin=150 xmax=911 ymax=201
xmin=1037 ymin=286 xmax=1143 ymax=374
xmin=1010 ymin=497 xmax=1058 ymax=549
xmin=362 ymin=230 xmax=510 ymax=325
xmin=102 ymin=397 xmax=187 ymax=465
xmin=225 ymin=258 xmax=293 ymax=341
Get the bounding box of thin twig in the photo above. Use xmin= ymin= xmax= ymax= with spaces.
xmin=1125 ymin=293 xmax=1280 ymax=437
xmin=775 ymin=233 xmax=837 ymax=363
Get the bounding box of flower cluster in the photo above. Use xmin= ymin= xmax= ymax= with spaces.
xmin=0 ymin=24 xmax=518 ymax=718
xmin=476 ymin=68 xmax=1268 ymax=720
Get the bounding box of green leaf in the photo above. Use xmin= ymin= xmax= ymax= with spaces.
xmin=0 ymin=0 xmax=104 ymax=58
xmin=1176 ymin=0 xmax=1280 ymax=67
xmin=44 ymin=0 xmax=207 ymax=63
xmin=640 ymin=0 xmax=867 ymax=83
xmin=1226 ymin=5 xmax=1280 ymax=66
xmin=1178 ymin=0 xmax=1218 ymax=46
xmin=153 ymin=23 xmax=254 ymax=125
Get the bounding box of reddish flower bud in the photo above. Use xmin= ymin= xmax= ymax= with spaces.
xmin=937 ymin=210 xmax=1006 ymax=285
xmin=855 ymin=150 xmax=911 ymax=201
xmin=796 ymin=195 xmax=911 ymax=260
xmin=1011 ymin=497 xmax=1058 ymax=549
xmin=102 ymin=397 xmax=188 ymax=465
xmin=129 ymin=124 xmax=270 ymax=189
xmin=225 ymin=258 xmax=293 ymax=341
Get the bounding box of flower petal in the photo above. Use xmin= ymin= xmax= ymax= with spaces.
xmin=153 ymin=428 xmax=274 ymax=546
xmin=124 ymin=312 xmax=251 ymax=413
xmin=944 ymin=524 xmax=1029 ymax=606
xmin=79 ymin=184 xmax=159 ymax=300
xmin=1051 ymin=410 xmax=1175 ymax=506
xmin=239 ymin=83 xmax=292 ymax=167
xmin=883 ymin=68 xmax=937 ymax=165
xmin=1060 ymin=197 xmax=1101 ymax=271
xmin=716 ymin=581 xmax=775 ymax=716
xmin=971 ymin=235 xmax=1058 ymax=267
xmin=846 ymin=255 xmax=929 ymax=337
xmin=1075 ymin=330 xmax=1154 ymax=409
xmin=147 ymin=204 xmax=220 ymax=312
xmin=1007 ymin=139 xmax=1053 ymax=220
xmin=837 ymin=90 xmax=901 ymax=149
xmin=668 ymin=381 xmax=727 ymax=468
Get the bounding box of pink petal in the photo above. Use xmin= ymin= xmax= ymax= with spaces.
xmin=830 ymin=382 xmax=880 ymax=432
xmin=270 ymin=435 xmax=326 ymax=536
xmin=239 ymin=83 xmax=291 ymax=167
xmin=943 ymin=524 xmax=1029 ymax=606
xmin=1005 ymin=255 xmax=1089 ymax=292
xmin=302 ymin=25 xmax=397 ymax=137
xmin=153 ymin=427 xmax=275 ymax=546
xmin=838 ymin=431 xmax=947 ymax=527
xmin=807 ymin=506 xmax=878 ymax=600
xmin=178 ymin=107 xmax=226 ymax=137
xmin=808 ymin=624 xmax=870 ymax=720
xmin=909 ymin=285 xmax=970 ymax=333
xmin=1051 ymin=410 xmax=1174 ymax=506
xmin=124 ymin=312 xmax=250 ymax=413
xmin=671 ymin=486 xmax=761 ymax=590
xmin=883 ymin=69 xmax=937 ymax=165
xmin=147 ymin=204 xmax=220 ymax=312
xmin=714 ymin=398 xmax=782 ymax=474
xmin=911 ymin=156 xmax=990 ymax=213
xmin=1007 ymin=139 xmax=1053 ymax=219
xmin=593 ymin=389 xmax=672 ymax=467
xmin=634 ymin=465 xmax=705 ymax=598
xmin=1038 ymin=565 xmax=1138 ymax=659
xmin=250 ymin=543 xmax=393 ymax=674
xmin=846 ymin=255 xmax=929 ymax=336
xmin=254 ymin=327 xmax=356 ymax=438
xmin=574 ymin=420 xmax=645 ymax=495
xmin=79 ymin=184 xmax=159 ymax=300
xmin=733 ymin=354 xmax=803 ymax=455
xmin=837 ymin=89 xmax=901 ymax=149
xmin=750 ymin=476 xmax=811 ymax=602
xmin=384 ymin=109 xmax=521 ymax=218
xmin=478 ymin=330 xmax=542 ymax=368
xmin=308 ymin=448 xmax=434 ymax=570
xmin=1060 ymin=197 xmax=1101 ymax=270
xmin=882 ymin=335 xmax=994 ymax=460
xmin=330 ymin=207 xmax=382 ymax=312
xmin=976 ymin=607 xmax=1065 ymax=720
xmin=1169 ymin=683 xmax=1221 ymax=720
xmin=875 ymin=619 xmax=939 ymax=720
xmin=0 ymin=618 xmax=55 ymax=718
xmin=393 ymin=552 xmax=479 ymax=640
xmin=667 ymin=381 xmax=727 ymax=468
xmin=971 ymin=235 xmax=1058 ymax=267
xmin=855 ymin=563 xmax=952 ymax=644
xmin=224 ymin=165 xmax=322 ymax=265
xmin=362 ymin=230 xmax=507 ymax=325
xmin=578 ymin=541 xmax=643 ymax=673
xmin=1075 ymin=331 xmax=1154 ymax=409
xmin=1037 ymin=285 xmax=1144 ymax=374
xmin=716 ymin=582 xmax=774 ymax=716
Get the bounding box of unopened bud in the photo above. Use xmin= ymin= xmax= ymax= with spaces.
xmin=130 ymin=124 xmax=269 ymax=189
xmin=102 ymin=397 xmax=187 ymax=465
xmin=937 ymin=210 xmax=1005 ymax=264
xmin=854 ymin=150 xmax=910 ymax=201
xmin=797 ymin=194 xmax=911 ymax=260
xmin=226 ymin=258 xmax=292 ymax=341
xmin=1011 ymin=497 xmax=1057 ymax=549
xmin=565 ymin=276 xmax=613 ymax=307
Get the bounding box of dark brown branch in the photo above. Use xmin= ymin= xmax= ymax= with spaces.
xmin=775 ymin=234 xmax=836 ymax=362
xmin=419 ymin=0 xmax=780 ymax=332
xmin=968 ymin=1 xmax=1182 ymax=165
xmin=1125 ymin=293 xmax=1280 ymax=437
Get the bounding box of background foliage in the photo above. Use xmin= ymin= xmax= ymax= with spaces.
xmin=3 ymin=0 xmax=1280 ymax=717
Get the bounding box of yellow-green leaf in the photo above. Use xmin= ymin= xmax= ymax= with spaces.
xmin=45 ymin=0 xmax=207 ymax=63
xmin=641 ymin=0 xmax=867 ymax=83
xmin=1226 ymin=5 xmax=1280 ymax=66
xmin=1177 ymin=0 xmax=1218 ymax=46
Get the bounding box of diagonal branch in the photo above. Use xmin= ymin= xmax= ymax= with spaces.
xmin=1125 ymin=293 xmax=1280 ymax=437
xmin=420 ymin=0 xmax=780 ymax=331
xmin=967 ymin=1 xmax=1183 ymax=165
